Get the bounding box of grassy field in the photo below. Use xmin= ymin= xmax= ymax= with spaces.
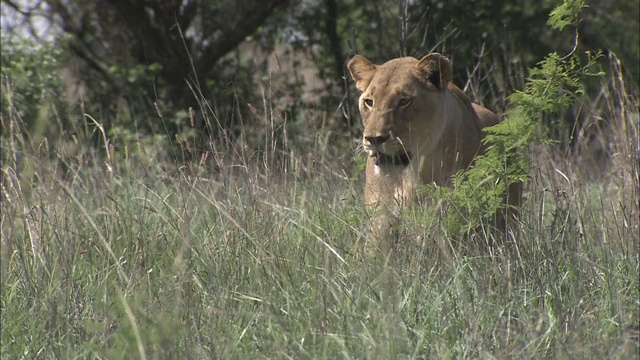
xmin=2 ymin=72 xmax=639 ymax=359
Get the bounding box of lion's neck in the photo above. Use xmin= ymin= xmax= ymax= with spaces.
xmin=365 ymin=157 xmax=419 ymax=209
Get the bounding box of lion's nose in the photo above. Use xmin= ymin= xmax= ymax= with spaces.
xmin=364 ymin=134 xmax=390 ymax=146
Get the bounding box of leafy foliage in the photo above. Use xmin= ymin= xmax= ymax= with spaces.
xmin=548 ymin=0 xmax=586 ymax=30
xmin=1 ymin=37 xmax=67 ymax=139
xmin=430 ymin=0 xmax=601 ymax=235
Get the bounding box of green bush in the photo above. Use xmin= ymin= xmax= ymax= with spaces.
xmin=1 ymin=37 xmax=67 ymax=141
xmin=430 ymin=0 xmax=604 ymax=235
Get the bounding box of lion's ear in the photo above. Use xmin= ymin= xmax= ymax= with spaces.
xmin=414 ymin=53 xmax=452 ymax=90
xmin=348 ymin=55 xmax=376 ymax=92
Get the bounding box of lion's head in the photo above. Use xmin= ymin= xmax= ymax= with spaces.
xmin=347 ymin=53 xmax=497 ymax=209
xmin=348 ymin=53 xmax=483 ymax=172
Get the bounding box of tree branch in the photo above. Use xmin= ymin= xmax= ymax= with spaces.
xmin=196 ymin=0 xmax=289 ymax=77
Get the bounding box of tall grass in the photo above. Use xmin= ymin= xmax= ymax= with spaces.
xmin=2 ymin=57 xmax=638 ymax=359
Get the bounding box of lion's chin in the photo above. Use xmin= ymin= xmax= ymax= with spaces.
xmin=372 ymin=152 xmax=412 ymax=167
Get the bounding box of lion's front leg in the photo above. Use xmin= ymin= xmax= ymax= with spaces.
xmin=364 ymin=188 xmax=405 ymax=257
xmin=366 ymin=206 xmax=399 ymax=257
xmin=363 ymin=158 xmax=418 ymax=255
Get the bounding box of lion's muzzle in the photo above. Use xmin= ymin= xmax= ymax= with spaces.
xmin=364 ymin=134 xmax=390 ymax=146
xmin=363 ymin=133 xmax=412 ymax=167
xmin=373 ymin=152 xmax=412 ymax=166
xmin=363 ymin=132 xmax=412 ymax=167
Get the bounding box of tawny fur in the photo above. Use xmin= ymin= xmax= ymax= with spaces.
xmin=348 ymin=53 xmax=520 ymax=237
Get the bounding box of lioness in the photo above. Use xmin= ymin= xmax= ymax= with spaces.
xmin=348 ymin=53 xmax=519 ymax=239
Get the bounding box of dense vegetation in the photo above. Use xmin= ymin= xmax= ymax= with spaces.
xmin=1 ymin=0 xmax=638 ymax=358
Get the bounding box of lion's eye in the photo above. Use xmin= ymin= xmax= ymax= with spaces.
xmin=398 ymin=98 xmax=412 ymax=107
xmin=363 ymin=98 xmax=374 ymax=108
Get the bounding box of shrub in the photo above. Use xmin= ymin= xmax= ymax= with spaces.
xmin=430 ymin=0 xmax=603 ymax=236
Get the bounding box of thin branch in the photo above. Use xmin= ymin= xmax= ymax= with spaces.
xmin=197 ymin=0 xmax=289 ymax=77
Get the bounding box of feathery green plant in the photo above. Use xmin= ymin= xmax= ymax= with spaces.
xmin=431 ymin=0 xmax=602 ymax=235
